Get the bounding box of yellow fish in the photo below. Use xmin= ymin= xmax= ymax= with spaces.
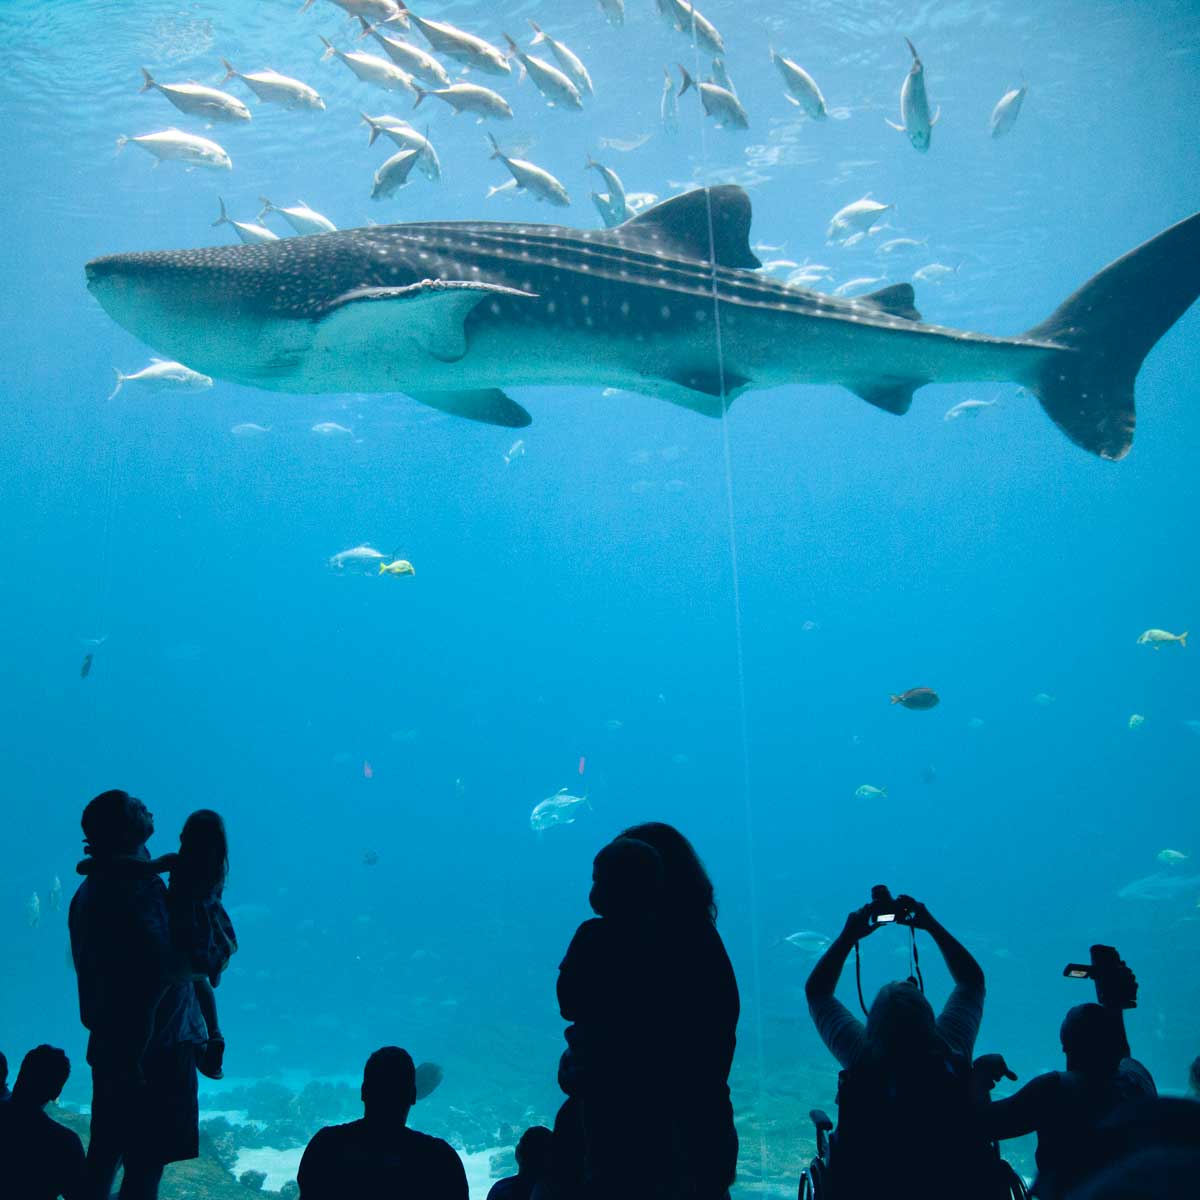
xmin=379 ymin=559 xmax=415 ymax=577
xmin=1137 ymin=628 xmax=1187 ymax=649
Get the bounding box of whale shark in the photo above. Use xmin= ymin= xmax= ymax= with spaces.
xmin=85 ymin=186 xmax=1200 ymax=458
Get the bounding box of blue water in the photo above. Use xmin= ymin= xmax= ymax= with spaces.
xmin=3 ymin=0 xmax=1199 ymax=1193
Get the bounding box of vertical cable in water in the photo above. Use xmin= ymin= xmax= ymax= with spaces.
xmin=680 ymin=24 xmax=768 ymax=1187
xmin=89 ymin=400 xmax=126 ymax=661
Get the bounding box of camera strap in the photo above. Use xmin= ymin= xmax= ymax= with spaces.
xmin=909 ymin=925 xmax=924 ymax=995
xmin=854 ymin=939 xmax=868 ymax=1016
xmin=854 ymin=927 xmax=925 ymax=1018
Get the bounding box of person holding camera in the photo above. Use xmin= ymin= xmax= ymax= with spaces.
xmin=803 ymin=888 xmax=1003 ymax=1200
xmin=972 ymin=950 xmax=1157 ymax=1200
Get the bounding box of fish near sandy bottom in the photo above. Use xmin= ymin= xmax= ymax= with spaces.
xmin=84 ymin=186 xmax=1200 ymax=459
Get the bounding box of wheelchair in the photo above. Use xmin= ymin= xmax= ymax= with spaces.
xmin=797 ymin=1107 xmax=1030 ymax=1200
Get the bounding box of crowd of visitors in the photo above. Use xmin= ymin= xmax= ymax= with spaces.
xmin=1 ymin=788 xmax=1197 ymax=1199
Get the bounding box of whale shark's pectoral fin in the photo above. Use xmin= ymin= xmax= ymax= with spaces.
xmin=407 ymin=389 xmax=532 ymax=427
xmin=316 ymin=280 xmax=536 ymax=364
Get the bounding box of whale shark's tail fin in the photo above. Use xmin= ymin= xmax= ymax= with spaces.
xmin=1023 ymin=209 xmax=1200 ymax=460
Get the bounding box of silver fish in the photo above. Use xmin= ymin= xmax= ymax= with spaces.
xmin=108 ymin=359 xmax=212 ymax=401
xmin=360 ymin=114 xmax=441 ymax=180
xmin=413 ymin=82 xmax=512 ymax=122
xmin=887 ymin=38 xmax=939 ymax=152
xmin=372 ymin=148 xmax=422 ymax=199
xmin=319 ymin=36 xmax=415 ymax=94
xmin=357 ymin=17 xmax=451 ymax=88
xmin=213 ymin=198 xmax=277 ymax=245
xmin=138 ymin=69 xmax=250 ymax=123
xmin=116 ymin=128 xmax=231 ymax=170
xmin=989 ymin=83 xmax=1028 ymax=139
xmin=530 ymin=787 xmax=589 ymax=831
xmin=678 ymin=65 xmax=748 ymax=130
xmin=258 ymin=198 xmax=337 ymax=236
xmin=221 ymin=61 xmax=324 ymax=110
xmin=488 ymin=136 xmax=570 ymax=207
xmin=769 ymin=48 xmax=826 ymax=119
xmin=528 ymin=21 xmax=593 ymax=97
xmin=405 ymin=11 xmax=510 ymax=76
xmin=503 ymin=35 xmax=582 ymax=110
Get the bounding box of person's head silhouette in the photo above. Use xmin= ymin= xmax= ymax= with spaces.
xmin=590 ymin=837 xmax=663 ymax=919
xmin=1061 ymin=1004 xmax=1127 ymax=1075
xmin=12 ymin=1045 xmax=70 ymax=1108
xmin=865 ymin=980 xmax=941 ymax=1061
xmin=361 ymin=1047 xmax=417 ymax=1120
xmin=515 ymin=1125 xmax=553 ymax=1178
xmin=619 ymin=822 xmax=716 ymax=921
xmin=81 ymin=789 xmax=154 ymax=857
xmin=178 ymin=809 xmax=229 ymax=894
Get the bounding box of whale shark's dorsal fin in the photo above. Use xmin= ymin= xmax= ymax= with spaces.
xmin=616 ymin=186 xmax=762 ymax=269
xmin=858 ymin=283 xmax=923 ymax=322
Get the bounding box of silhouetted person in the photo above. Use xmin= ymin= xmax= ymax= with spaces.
xmin=157 ymin=809 xmax=238 ymax=1080
xmin=77 ymin=810 xmax=238 ymax=1081
xmin=556 ymin=824 xmax=739 ymax=1199
xmin=805 ymin=894 xmax=1001 ymax=1199
xmin=1189 ymin=1055 xmax=1200 ymax=1097
xmin=487 ymin=1125 xmax=553 ymax=1200
xmin=556 ymin=837 xmax=666 ymax=1198
xmin=974 ymin=957 xmax=1157 ymax=1200
xmin=297 ymin=1047 xmax=468 ymax=1200
xmin=69 ymin=790 xmax=206 ymax=1200
xmin=1063 ymin=1097 xmax=1200 ymax=1200
xmin=0 ymin=1044 xmax=86 ymax=1199
xmin=0 ymin=1049 xmax=9 ymax=1102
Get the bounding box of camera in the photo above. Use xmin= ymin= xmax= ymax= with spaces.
xmin=1061 ymin=944 xmax=1138 ymax=1009
xmin=867 ymin=884 xmax=916 ymax=928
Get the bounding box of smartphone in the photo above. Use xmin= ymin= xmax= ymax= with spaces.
xmin=1063 ymin=963 xmax=1092 ymax=979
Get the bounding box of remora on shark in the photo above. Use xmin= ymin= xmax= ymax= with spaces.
xmin=85 ymin=186 xmax=1200 ymax=458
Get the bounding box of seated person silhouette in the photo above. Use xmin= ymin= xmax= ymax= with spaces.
xmin=0 ymin=1044 xmax=86 ymax=1200
xmin=974 ymin=955 xmax=1157 ymax=1200
xmin=297 ymin=1047 xmax=468 ymax=1200
xmin=487 ymin=1125 xmax=553 ymax=1200
xmin=805 ymin=891 xmax=1001 ymax=1199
